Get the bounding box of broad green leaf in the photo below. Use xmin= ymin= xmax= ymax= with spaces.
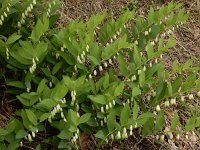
xmin=133 ymin=100 xmax=139 ymax=120
xmin=37 ymin=78 xmax=47 ymax=94
xmin=142 ymin=118 xmax=154 ymax=137
xmin=79 ymin=113 xmax=91 ymax=124
xmin=120 ymin=103 xmax=130 ymax=125
xmin=7 ymin=81 xmax=26 ymax=89
xmin=185 ymin=117 xmax=196 ymax=131
xmin=31 ymin=14 xmax=49 ymax=43
xmin=40 ymin=113 xmax=51 ymax=122
xmin=117 ymin=53 xmax=129 ymax=77
xmin=34 ymin=99 xmax=57 ymax=111
xmin=52 ymin=62 xmax=62 ymax=75
xmin=139 ymin=70 xmax=145 ymax=87
xmin=68 ymin=109 xmax=79 ymax=126
xmin=114 ymin=82 xmax=124 ymax=97
xmin=51 ymin=81 xmax=68 ymax=99
xmin=58 ymin=130 xmax=72 ymax=140
xmin=154 ymin=110 xmax=164 ymax=132
xmin=103 ymin=73 xmax=109 ymax=89
xmin=6 ymin=33 xmax=22 ymax=45
xmin=0 ymin=129 xmax=8 ymax=136
xmin=16 ymin=130 xmax=27 ymax=139
xmin=170 ymin=112 xmax=179 ymax=130
xmin=25 ymin=109 xmax=37 ymax=125
xmin=132 ymin=86 xmax=141 ymax=97
xmin=88 ymin=95 xmax=107 ymax=104
xmin=95 ymin=129 xmax=108 ymax=141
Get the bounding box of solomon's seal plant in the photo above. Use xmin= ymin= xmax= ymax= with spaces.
xmin=0 ymin=0 xmax=199 ymax=149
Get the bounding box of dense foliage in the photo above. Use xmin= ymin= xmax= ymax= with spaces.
xmin=0 ymin=0 xmax=199 ymax=149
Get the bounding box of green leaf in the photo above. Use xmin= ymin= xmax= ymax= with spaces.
xmin=114 ymin=82 xmax=124 ymax=97
xmin=79 ymin=113 xmax=91 ymax=124
xmin=120 ymin=103 xmax=130 ymax=125
xmin=25 ymin=109 xmax=37 ymax=125
xmin=142 ymin=118 xmax=154 ymax=137
xmin=40 ymin=113 xmax=51 ymax=122
xmin=132 ymin=86 xmax=141 ymax=97
xmin=6 ymin=33 xmax=22 ymax=45
xmin=37 ymin=78 xmax=47 ymax=94
xmin=35 ymin=99 xmax=57 ymax=111
xmin=103 ymin=73 xmax=109 ymax=89
xmin=170 ymin=112 xmax=179 ymax=130
xmin=133 ymin=45 xmax=141 ymax=67
xmin=185 ymin=117 xmax=196 ymax=131
xmin=139 ymin=70 xmax=145 ymax=87
xmin=51 ymin=81 xmax=68 ymax=99
xmin=7 ymin=81 xmax=26 ymax=89
xmin=102 ymin=35 xmax=132 ymax=60
xmin=0 ymin=128 xmax=8 ymax=136
xmin=68 ymin=109 xmax=79 ymax=126
xmin=16 ymin=130 xmax=27 ymax=139
xmin=133 ymin=100 xmax=139 ymax=120
xmin=58 ymin=140 xmax=71 ymax=149
xmin=31 ymin=14 xmax=49 ymax=43
xmin=88 ymin=95 xmax=107 ymax=104
xmin=154 ymin=110 xmax=164 ymax=132
xmin=58 ymin=130 xmax=72 ymax=140
xmin=117 ymin=53 xmax=129 ymax=77
xmin=95 ymin=129 xmax=107 ymax=141
xmin=146 ymin=42 xmax=154 ymax=59
xmin=7 ymin=141 xmax=19 ymax=150
xmin=52 ymin=62 xmax=62 ymax=75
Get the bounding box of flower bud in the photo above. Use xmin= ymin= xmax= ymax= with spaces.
xmin=106 ymin=104 xmax=109 ymax=110
xmin=4 ymin=12 xmax=7 ymax=18
xmin=100 ymin=120 xmax=104 ymax=126
xmin=101 ymin=106 xmax=104 ymax=113
xmin=168 ymin=132 xmax=173 ymax=139
xmin=145 ymin=31 xmax=148 ymax=35
xmin=104 ymin=117 xmax=107 ymax=123
xmin=143 ymin=66 xmax=146 ymax=71
xmin=20 ymin=141 xmax=23 ymax=147
xmin=176 ymin=134 xmax=180 ymax=140
xmin=197 ymin=91 xmax=200 ymax=97
xmin=160 ymin=135 xmax=165 ymax=142
xmin=130 ymin=130 xmax=133 ymax=136
xmin=155 ymin=58 xmax=158 ymax=63
xmin=189 ymin=94 xmax=194 ymax=100
xmin=185 ymin=134 xmax=188 ymax=139
xmin=156 ymin=105 xmax=161 ymax=111
xmin=110 ymin=134 xmax=114 ymax=140
xmin=116 ymin=131 xmax=121 ymax=139
xmin=164 ymin=101 xmax=170 ymax=107
xmin=104 ymin=62 xmax=108 ymax=67
xmin=99 ymin=65 xmax=103 ymax=72
xmin=131 ymin=75 xmax=136 ymax=81
xmin=109 ymin=59 xmax=112 ymax=64
xmin=33 ymin=0 xmax=36 ymax=5
xmin=149 ymin=62 xmax=152 ymax=67
xmin=112 ymin=100 xmax=115 ymax=106
xmin=109 ymin=102 xmax=112 ymax=108
xmin=28 ymin=134 xmax=32 ymax=142
xmin=94 ymin=70 xmax=97 ymax=76
xmin=130 ymin=125 xmax=133 ymax=131
xmin=137 ymin=70 xmax=141 ymax=75
xmin=31 ymin=132 xmax=35 ymax=138
xmin=61 ymin=112 xmax=64 ymax=118
xmin=181 ymin=96 xmax=185 ymax=102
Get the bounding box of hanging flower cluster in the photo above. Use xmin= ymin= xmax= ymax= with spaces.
xmin=18 ymin=0 xmax=37 ymax=28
